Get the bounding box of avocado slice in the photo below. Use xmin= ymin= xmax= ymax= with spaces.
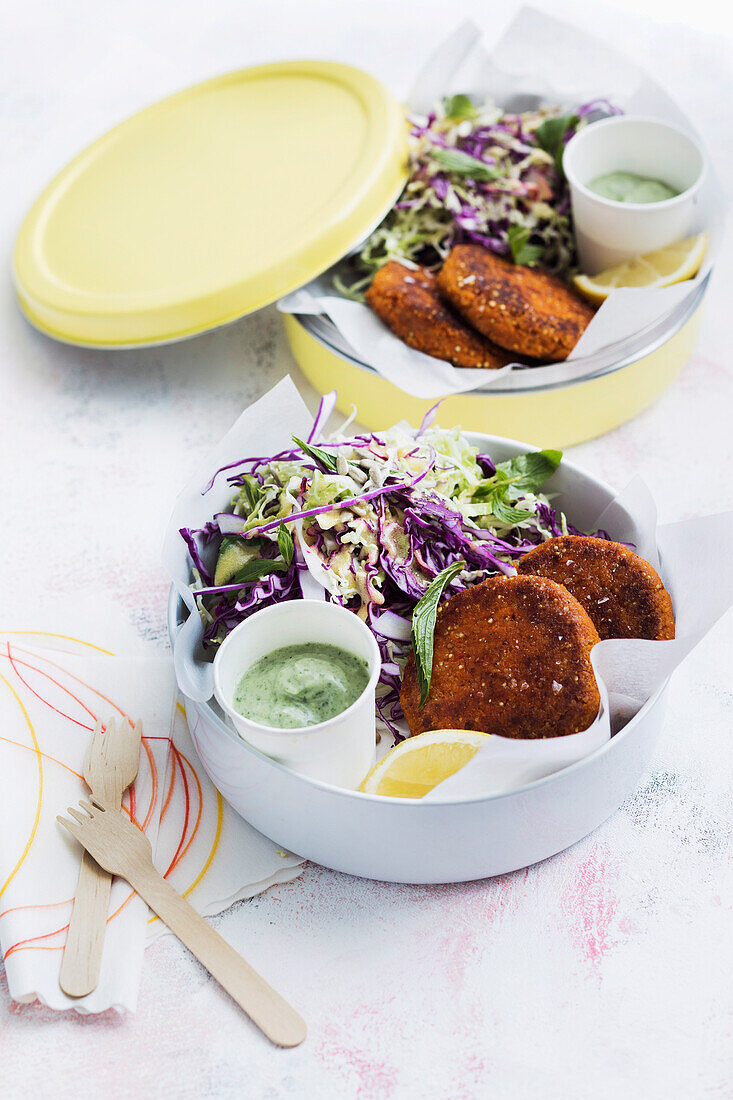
xmin=214 ymin=535 xmax=262 ymax=586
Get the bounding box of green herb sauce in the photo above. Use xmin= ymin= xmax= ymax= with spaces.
xmin=234 ymin=643 xmax=370 ymax=729
xmin=588 ymin=171 xmax=679 ymax=204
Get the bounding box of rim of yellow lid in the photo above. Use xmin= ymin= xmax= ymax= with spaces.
xmin=13 ymin=60 xmax=407 ymax=347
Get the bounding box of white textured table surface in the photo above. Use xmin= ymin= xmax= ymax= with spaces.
xmin=2 ymin=2 xmax=732 ymax=1097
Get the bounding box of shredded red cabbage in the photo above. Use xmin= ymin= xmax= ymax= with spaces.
xmin=183 ymin=419 xmax=607 ymax=739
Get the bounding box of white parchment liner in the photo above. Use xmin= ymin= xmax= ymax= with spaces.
xmin=164 ymin=378 xmax=733 ymax=798
xmin=426 ymin=505 xmax=733 ymax=799
xmin=278 ymin=8 xmax=723 ymax=400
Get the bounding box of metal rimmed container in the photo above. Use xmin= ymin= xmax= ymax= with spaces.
xmin=283 ymin=275 xmax=709 ymax=449
xmin=169 ymin=431 xmax=671 ymax=884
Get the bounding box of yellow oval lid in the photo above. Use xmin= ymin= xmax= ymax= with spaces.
xmin=14 ymin=61 xmax=407 ymax=347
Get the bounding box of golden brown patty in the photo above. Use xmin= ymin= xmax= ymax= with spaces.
xmin=436 ymin=244 xmax=596 ymax=360
xmin=400 ymin=574 xmax=601 ymax=740
xmin=516 ymin=536 xmax=675 ymax=641
xmin=365 ymin=260 xmax=516 ymax=369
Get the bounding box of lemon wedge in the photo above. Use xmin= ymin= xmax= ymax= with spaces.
xmin=573 ymin=233 xmax=707 ymax=304
xmin=360 ymin=729 xmax=490 ymax=798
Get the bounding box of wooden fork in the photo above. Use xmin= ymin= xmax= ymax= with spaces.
xmin=60 ymin=716 xmax=141 ymax=997
xmin=58 ymin=799 xmax=306 ymax=1047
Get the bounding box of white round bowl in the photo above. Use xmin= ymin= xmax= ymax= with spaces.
xmin=564 ymin=116 xmax=706 ymax=273
xmin=169 ymin=432 xmax=669 ymax=883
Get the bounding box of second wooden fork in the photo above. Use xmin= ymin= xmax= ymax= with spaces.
xmin=59 ymin=716 xmax=141 ymax=997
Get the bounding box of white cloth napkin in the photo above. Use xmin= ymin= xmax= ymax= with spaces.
xmin=0 ymin=595 xmax=302 ymax=1013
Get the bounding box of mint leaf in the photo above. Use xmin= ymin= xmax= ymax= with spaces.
xmin=411 ymin=560 xmax=466 ymax=708
xmin=489 ymin=498 xmax=535 ymax=525
xmin=278 ymin=521 xmax=294 ymax=567
xmin=495 ymin=450 xmax=562 ymax=496
xmin=535 ymin=112 xmax=579 ymax=175
xmin=292 ymin=436 xmax=340 ymax=474
xmin=431 ymin=147 xmax=499 ymax=181
xmin=471 ymin=450 xmax=561 ymax=525
xmin=469 ymin=488 xmax=535 ymax=525
xmin=507 ymin=226 xmax=544 ymax=267
xmin=442 ymin=93 xmax=478 ymax=121
xmin=230 ymin=559 xmax=288 ymax=585
xmin=471 ymin=469 xmax=509 ymax=503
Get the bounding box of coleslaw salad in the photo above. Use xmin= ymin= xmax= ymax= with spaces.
xmin=334 ymin=94 xmax=621 ymax=299
xmin=181 ymin=394 xmax=601 ymax=740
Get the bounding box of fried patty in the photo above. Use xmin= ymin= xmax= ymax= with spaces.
xmin=365 ymin=260 xmax=516 ymax=369
xmin=516 ymin=536 xmax=675 ymax=641
xmin=400 ymin=574 xmax=601 ymax=740
xmin=436 ymin=244 xmax=595 ymax=360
